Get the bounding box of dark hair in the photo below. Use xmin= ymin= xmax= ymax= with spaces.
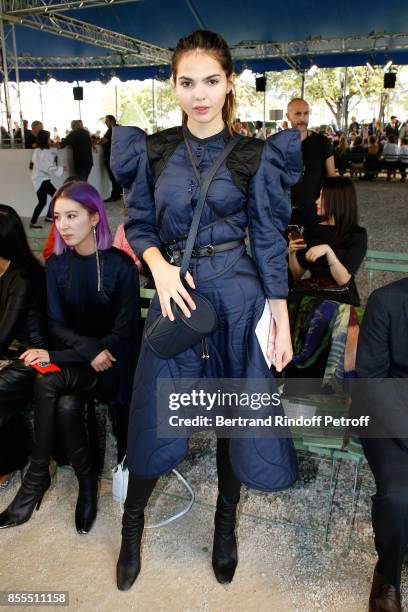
xmin=369 ymin=135 xmax=377 ymax=144
xmin=354 ymin=136 xmax=362 ymax=146
xmin=256 ymin=120 xmax=263 ymax=129
xmin=403 ymin=137 xmax=408 ymax=145
xmin=171 ymin=30 xmax=235 ymax=133
xmin=388 ymin=134 xmax=396 ymax=144
xmin=320 ymin=177 xmax=359 ymax=242
xmin=105 ymin=115 xmax=116 ymax=124
xmin=37 ymin=130 xmax=51 ymax=150
xmin=0 ymin=204 xmax=44 ymax=278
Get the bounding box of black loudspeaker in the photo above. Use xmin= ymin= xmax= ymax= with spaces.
xmin=255 ymin=76 xmax=266 ymax=92
xmin=384 ymin=73 xmax=397 ymax=89
xmin=73 ymin=86 xmax=83 ymax=101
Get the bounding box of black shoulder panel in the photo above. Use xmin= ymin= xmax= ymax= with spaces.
xmin=226 ymin=136 xmax=263 ymax=195
xmin=146 ymin=127 xmax=183 ymax=184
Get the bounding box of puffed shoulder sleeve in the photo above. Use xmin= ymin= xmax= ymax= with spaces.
xmin=248 ymin=128 xmax=302 ymax=298
xmin=111 ymin=126 xmax=161 ymax=260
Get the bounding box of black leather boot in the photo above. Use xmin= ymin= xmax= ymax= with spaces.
xmin=116 ymin=501 xmax=145 ymax=591
xmin=55 ymin=396 xmax=98 ymax=535
xmin=71 ymin=447 xmax=98 ymax=535
xmin=0 ymin=459 xmax=50 ymax=528
xmin=369 ymin=569 xmax=402 ymax=612
xmin=212 ymin=493 xmax=239 ymax=584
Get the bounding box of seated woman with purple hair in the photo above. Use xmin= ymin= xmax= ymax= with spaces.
xmin=0 ymin=181 xmax=140 ymax=534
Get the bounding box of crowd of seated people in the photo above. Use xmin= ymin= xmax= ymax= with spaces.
xmin=333 ymin=134 xmax=408 ymax=181
xmin=330 ymin=115 xmax=408 ymax=181
xmin=0 ymin=164 xmax=406 ymax=611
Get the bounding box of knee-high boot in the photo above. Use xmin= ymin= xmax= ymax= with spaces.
xmin=56 ymin=395 xmax=98 ymax=534
xmin=116 ymin=471 xmax=157 ymax=591
xmin=0 ymin=371 xmax=58 ymax=529
xmin=212 ymin=438 xmax=241 ymax=584
xmin=0 ymin=459 xmax=50 ymax=528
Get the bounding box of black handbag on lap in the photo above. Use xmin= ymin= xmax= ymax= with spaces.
xmin=144 ymin=132 xmax=240 ymax=360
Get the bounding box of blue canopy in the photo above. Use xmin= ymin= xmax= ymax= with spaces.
xmin=6 ymin=0 xmax=408 ymax=81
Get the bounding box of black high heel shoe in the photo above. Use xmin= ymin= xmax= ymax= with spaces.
xmin=0 ymin=460 xmax=50 ymax=529
xmin=212 ymin=494 xmax=239 ymax=584
xmin=71 ymin=447 xmax=98 ymax=535
xmin=116 ymin=502 xmax=145 ymax=591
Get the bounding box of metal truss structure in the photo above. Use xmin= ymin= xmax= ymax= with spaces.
xmin=15 ymin=53 xmax=168 ymax=69
xmin=231 ymin=32 xmax=408 ymax=67
xmin=3 ymin=29 xmax=408 ymax=75
xmin=1 ymin=0 xmax=408 ymax=144
xmin=1 ymin=11 xmax=172 ymax=63
xmin=3 ymin=0 xmax=138 ymax=15
xmin=0 ymin=1 xmax=25 ymax=143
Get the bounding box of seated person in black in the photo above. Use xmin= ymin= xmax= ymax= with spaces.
xmin=0 ymin=182 xmax=139 ymax=534
xmin=0 ymin=205 xmax=47 ymax=488
xmin=355 ymin=278 xmax=408 ymax=612
xmin=287 ymin=176 xmax=367 ymax=377
xmin=288 ymin=176 xmax=367 ymax=307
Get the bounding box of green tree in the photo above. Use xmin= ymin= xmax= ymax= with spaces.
xmin=269 ymin=66 xmax=403 ymax=128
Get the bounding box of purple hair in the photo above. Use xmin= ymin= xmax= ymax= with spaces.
xmin=50 ymin=181 xmax=112 ymax=255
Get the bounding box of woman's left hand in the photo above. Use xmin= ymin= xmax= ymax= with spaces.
xmin=20 ymin=348 xmax=50 ymax=366
xmin=305 ymin=244 xmax=333 ymax=262
xmin=273 ymin=327 xmax=293 ymax=372
xmin=267 ymin=299 xmax=293 ymax=372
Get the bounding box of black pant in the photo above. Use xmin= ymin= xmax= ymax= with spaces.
xmin=31 ymin=180 xmax=56 ymax=224
xmin=74 ymin=164 xmax=92 ymax=181
xmin=0 ymin=361 xmax=36 ymax=475
xmin=361 ymin=437 xmax=408 ymax=590
xmin=126 ymin=438 xmax=241 ymax=509
xmin=30 ymin=364 xmax=118 ymax=464
xmin=106 ymin=161 xmax=121 ymax=199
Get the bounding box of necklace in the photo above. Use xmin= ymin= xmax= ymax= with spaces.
xmin=0 ymin=260 xmax=11 ymax=278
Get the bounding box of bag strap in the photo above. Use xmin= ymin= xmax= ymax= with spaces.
xmin=180 ymin=131 xmax=240 ymax=281
xmin=183 ymin=132 xmax=242 ymax=230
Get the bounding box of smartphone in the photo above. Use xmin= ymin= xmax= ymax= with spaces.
xmin=30 ymin=361 xmax=61 ymax=374
xmin=287 ymin=224 xmax=305 ymax=241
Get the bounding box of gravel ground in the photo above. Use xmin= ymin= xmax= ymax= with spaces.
xmin=5 ymin=178 xmax=406 ymax=611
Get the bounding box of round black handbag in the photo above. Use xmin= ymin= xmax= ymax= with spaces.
xmin=144 ymin=290 xmax=218 ymax=359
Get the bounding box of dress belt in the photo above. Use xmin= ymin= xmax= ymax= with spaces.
xmin=164 ymin=239 xmax=244 ymax=263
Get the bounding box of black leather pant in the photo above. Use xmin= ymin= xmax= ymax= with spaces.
xmin=30 ymin=364 xmax=118 ymax=464
xmin=126 ymin=438 xmax=241 ymax=508
xmin=362 ymin=437 xmax=408 ymax=590
xmin=0 ymin=360 xmax=36 ymax=474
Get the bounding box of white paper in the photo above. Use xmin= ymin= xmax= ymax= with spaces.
xmin=255 ymin=299 xmax=272 ymax=368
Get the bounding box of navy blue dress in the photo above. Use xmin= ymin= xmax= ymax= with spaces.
xmin=111 ymin=125 xmax=302 ymax=492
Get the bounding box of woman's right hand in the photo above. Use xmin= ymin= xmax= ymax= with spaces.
xmin=288 ymin=235 xmax=307 ymax=254
xmin=153 ymin=260 xmax=196 ymax=321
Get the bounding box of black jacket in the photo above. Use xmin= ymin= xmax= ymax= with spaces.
xmin=357 ymin=278 xmax=408 ymax=378
xmin=0 ymin=263 xmax=47 ymax=357
xmin=61 ymin=128 xmax=93 ymax=174
xmin=355 ymin=278 xmax=408 ymax=444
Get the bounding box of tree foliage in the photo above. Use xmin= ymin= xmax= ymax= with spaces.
xmin=268 ymin=66 xmax=404 ymax=127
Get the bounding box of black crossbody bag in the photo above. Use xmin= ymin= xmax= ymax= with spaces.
xmin=144 ymin=132 xmax=240 ymax=360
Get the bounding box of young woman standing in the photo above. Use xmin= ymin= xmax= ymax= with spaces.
xmin=111 ymin=30 xmax=302 ymax=590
